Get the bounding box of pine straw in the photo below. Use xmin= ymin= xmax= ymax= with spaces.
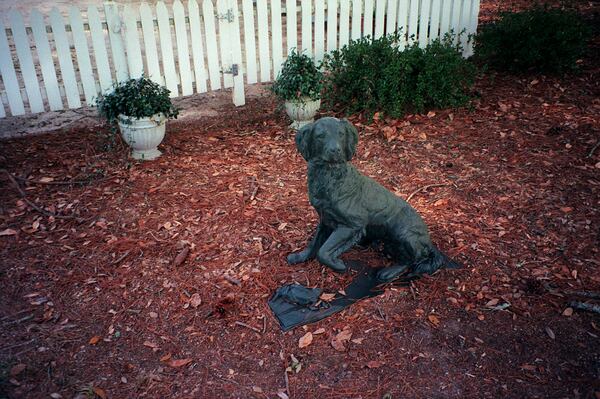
xmin=1 ymin=26 xmax=600 ymax=399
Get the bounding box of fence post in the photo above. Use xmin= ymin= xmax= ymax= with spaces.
xmin=229 ymin=0 xmax=245 ymax=106
xmin=104 ymin=1 xmax=129 ymax=82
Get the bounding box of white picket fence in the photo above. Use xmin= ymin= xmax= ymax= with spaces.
xmin=0 ymin=0 xmax=480 ymax=118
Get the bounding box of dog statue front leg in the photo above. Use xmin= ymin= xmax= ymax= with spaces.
xmin=287 ymin=224 xmax=331 ymax=265
xmin=317 ymin=227 xmax=362 ymax=273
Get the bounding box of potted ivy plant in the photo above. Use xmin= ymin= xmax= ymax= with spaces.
xmin=271 ymin=49 xmax=323 ymax=129
xmin=96 ymin=76 xmax=179 ymax=160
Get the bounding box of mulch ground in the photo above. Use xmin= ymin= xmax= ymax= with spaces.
xmin=2 ymin=6 xmax=600 ymax=399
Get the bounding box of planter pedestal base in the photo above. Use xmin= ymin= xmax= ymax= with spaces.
xmin=132 ymin=148 xmax=162 ymax=160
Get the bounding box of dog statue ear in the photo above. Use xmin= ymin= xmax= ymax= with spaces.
xmin=295 ymin=123 xmax=314 ymax=161
xmin=340 ymin=119 xmax=358 ymax=161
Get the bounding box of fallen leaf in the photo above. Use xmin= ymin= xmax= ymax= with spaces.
xmin=89 ymin=336 xmax=101 ymax=345
xmin=298 ymin=332 xmax=313 ymax=348
xmin=50 ymin=394 xmax=62 ymax=399
xmin=313 ymin=328 xmax=326 ymax=335
xmin=545 ymin=326 xmax=555 ymax=340
xmin=562 ymin=307 xmax=573 ymax=317
xmin=252 ymin=386 xmax=263 ymax=393
xmin=143 ymin=341 xmax=159 ymax=350
xmin=167 ymin=358 xmax=193 ymax=368
xmin=560 ymin=207 xmax=573 ymax=213
xmin=0 ymin=228 xmax=17 ymax=236
xmin=428 ymin=314 xmax=440 ymax=327
xmin=173 ymin=246 xmax=190 ymax=267
xmin=486 ymin=298 xmax=499 ymax=307
xmin=319 ymin=293 xmax=335 ymax=302
xmin=521 ymin=364 xmax=537 ymax=372
xmin=366 ymin=360 xmax=386 ymax=369
xmin=160 ymin=353 xmax=172 ymax=362
xmin=10 ymin=364 xmax=26 ymax=377
xmin=39 ymin=177 xmax=54 ymax=183
xmin=189 ymin=293 xmax=202 ymax=308
xmin=351 ymin=338 xmax=364 ymax=344
xmin=331 ymin=329 xmax=352 ymax=352
xmin=93 ymin=387 xmax=107 ymax=399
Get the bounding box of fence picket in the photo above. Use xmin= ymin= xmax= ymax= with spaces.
xmin=419 ymin=0 xmax=432 ymax=47
xmin=374 ymin=0 xmax=385 ymax=39
xmin=189 ymin=0 xmax=208 ymax=92
xmin=88 ymin=6 xmax=113 ymax=92
xmin=0 ymin=19 xmax=25 ymax=115
xmin=202 ymin=0 xmax=221 ymax=90
xmin=386 ymin=0 xmax=398 ymax=36
xmin=9 ymin=10 xmax=44 ymax=113
xmin=407 ymin=0 xmax=419 ymax=45
xmin=315 ymin=0 xmax=325 ymax=61
xmin=339 ymin=0 xmax=350 ymax=48
xmin=363 ymin=0 xmax=374 ymax=38
xmin=465 ymin=0 xmax=479 ymax=56
xmin=241 ymin=0 xmax=257 ymax=84
xmin=30 ymin=10 xmax=62 ymax=111
xmin=229 ymin=0 xmax=245 ymax=106
xmin=439 ymin=0 xmax=452 ymax=36
xmin=429 ymin=0 xmax=442 ymax=41
xmin=49 ymin=8 xmax=81 ymax=109
xmin=139 ymin=3 xmax=162 ymax=84
xmin=122 ymin=5 xmax=143 ymax=79
xmin=450 ymin=0 xmax=461 ymax=40
xmin=286 ymin=0 xmax=297 ymax=54
xmin=104 ymin=2 xmax=129 ymax=82
xmin=173 ymin=0 xmax=193 ymax=95
xmin=271 ymin=0 xmax=283 ymax=77
xmin=256 ymin=0 xmax=270 ymax=82
xmin=217 ymin=0 xmax=233 ymax=88
xmin=156 ymin=1 xmax=179 ymax=96
xmin=351 ymin=0 xmax=362 ymax=40
xmin=397 ymin=0 xmax=409 ymax=47
xmin=327 ymin=0 xmax=338 ymax=52
xmin=301 ymin=0 xmax=312 ymax=56
xmin=69 ymin=6 xmax=97 ymax=104
xmin=458 ymin=0 xmax=471 ymax=51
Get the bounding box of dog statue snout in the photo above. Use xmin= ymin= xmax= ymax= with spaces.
xmin=325 ymin=144 xmax=343 ymax=160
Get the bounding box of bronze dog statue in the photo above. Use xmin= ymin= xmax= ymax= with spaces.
xmin=288 ymin=117 xmax=459 ymax=282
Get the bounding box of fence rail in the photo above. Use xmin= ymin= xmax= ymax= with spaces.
xmin=0 ymin=0 xmax=480 ymax=119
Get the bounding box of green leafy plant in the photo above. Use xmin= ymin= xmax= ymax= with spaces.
xmin=474 ymin=6 xmax=591 ymax=74
xmin=95 ymin=76 xmax=179 ymax=125
xmin=271 ymin=49 xmax=323 ymax=102
xmin=321 ymin=32 xmax=476 ymax=119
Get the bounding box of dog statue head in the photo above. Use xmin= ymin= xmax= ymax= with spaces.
xmin=295 ymin=117 xmax=359 ymax=164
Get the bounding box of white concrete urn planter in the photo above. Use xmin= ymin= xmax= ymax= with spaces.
xmin=118 ymin=113 xmax=166 ymax=160
xmin=284 ymin=97 xmax=321 ymax=130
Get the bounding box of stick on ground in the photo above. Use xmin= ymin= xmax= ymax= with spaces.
xmin=406 ymin=183 xmax=448 ymax=203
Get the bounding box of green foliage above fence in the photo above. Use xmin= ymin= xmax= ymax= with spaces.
xmin=474 ymin=6 xmax=591 ymax=74
xmin=321 ymin=33 xmax=477 ymax=119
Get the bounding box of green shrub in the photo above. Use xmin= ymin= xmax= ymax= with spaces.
xmin=475 ymin=6 xmax=591 ymax=74
xmin=271 ymin=49 xmax=323 ymax=102
xmin=95 ymin=76 xmax=179 ymax=124
xmin=321 ymin=33 xmax=476 ymax=118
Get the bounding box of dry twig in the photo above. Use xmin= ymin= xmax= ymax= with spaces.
xmin=406 ymin=183 xmax=448 ymax=203
xmin=234 ymin=321 xmax=262 ymax=334
xmin=2 ymin=169 xmax=77 ymax=219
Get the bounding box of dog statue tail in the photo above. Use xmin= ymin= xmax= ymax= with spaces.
xmin=411 ymin=247 xmax=461 ymax=276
